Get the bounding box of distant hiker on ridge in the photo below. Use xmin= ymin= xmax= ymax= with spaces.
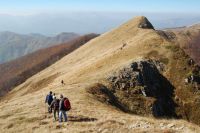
xmin=45 ymin=91 xmax=53 ymax=113
xmin=50 ymin=96 xmax=60 ymax=121
xmin=59 ymin=94 xmax=71 ymax=122
xmin=61 ymin=80 xmax=65 ymax=86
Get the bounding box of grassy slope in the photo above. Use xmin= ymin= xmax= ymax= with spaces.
xmin=167 ymin=24 xmax=200 ymax=65
xmin=166 ymin=25 xmax=200 ymax=125
xmin=0 ymin=17 xmax=199 ymax=133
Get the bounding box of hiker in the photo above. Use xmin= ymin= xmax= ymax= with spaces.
xmin=50 ymin=96 xmax=60 ymax=121
xmin=61 ymin=80 xmax=65 ymax=86
xmin=191 ymin=75 xmax=194 ymax=83
xmin=59 ymin=94 xmax=71 ymax=122
xmin=188 ymin=59 xmax=194 ymax=66
xmin=45 ymin=91 xmax=53 ymax=113
xmin=53 ymin=93 xmax=56 ymax=99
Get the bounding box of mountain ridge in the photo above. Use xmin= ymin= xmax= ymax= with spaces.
xmin=0 ymin=16 xmax=200 ymax=133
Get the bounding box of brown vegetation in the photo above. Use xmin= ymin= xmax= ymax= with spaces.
xmin=0 ymin=34 xmax=98 ymax=97
xmin=167 ymin=25 xmax=200 ymax=65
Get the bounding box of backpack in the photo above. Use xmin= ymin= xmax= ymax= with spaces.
xmin=63 ymin=98 xmax=71 ymax=111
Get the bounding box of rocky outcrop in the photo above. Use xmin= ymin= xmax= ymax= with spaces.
xmin=156 ymin=30 xmax=176 ymax=41
xmin=138 ymin=17 xmax=155 ymax=30
xmin=107 ymin=59 xmax=176 ymax=117
xmin=108 ymin=60 xmax=166 ymax=95
xmin=88 ymin=59 xmax=177 ymax=118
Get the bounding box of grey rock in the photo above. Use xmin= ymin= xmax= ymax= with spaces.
xmin=106 ymin=59 xmax=177 ymax=118
xmin=167 ymin=123 xmax=175 ymax=128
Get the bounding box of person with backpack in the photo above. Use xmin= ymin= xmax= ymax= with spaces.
xmin=50 ymin=96 xmax=60 ymax=121
xmin=45 ymin=91 xmax=53 ymax=113
xmin=59 ymin=94 xmax=71 ymax=122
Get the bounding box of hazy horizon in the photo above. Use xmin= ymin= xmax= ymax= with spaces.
xmin=0 ymin=0 xmax=200 ymax=35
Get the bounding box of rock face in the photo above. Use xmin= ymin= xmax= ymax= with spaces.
xmin=138 ymin=17 xmax=155 ymax=30
xmin=105 ymin=59 xmax=177 ymax=117
xmin=108 ymin=60 xmax=166 ymax=94
xmin=87 ymin=59 xmax=177 ymax=117
xmin=108 ymin=60 xmax=176 ymax=117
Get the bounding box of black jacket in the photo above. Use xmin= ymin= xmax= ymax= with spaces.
xmin=59 ymin=98 xmax=65 ymax=111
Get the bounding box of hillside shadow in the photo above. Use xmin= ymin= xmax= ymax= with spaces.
xmin=151 ymin=73 xmax=178 ymax=118
xmin=139 ymin=61 xmax=178 ymax=118
xmin=68 ymin=115 xmax=97 ymax=122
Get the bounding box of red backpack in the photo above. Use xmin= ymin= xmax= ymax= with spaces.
xmin=63 ymin=98 xmax=71 ymax=111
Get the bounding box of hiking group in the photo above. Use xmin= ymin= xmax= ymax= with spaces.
xmin=45 ymin=91 xmax=71 ymax=122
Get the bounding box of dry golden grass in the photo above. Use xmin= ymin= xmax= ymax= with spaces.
xmin=0 ymin=16 xmax=199 ymax=133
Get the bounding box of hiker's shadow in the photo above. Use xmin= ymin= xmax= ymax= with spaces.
xmin=68 ymin=115 xmax=97 ymax=122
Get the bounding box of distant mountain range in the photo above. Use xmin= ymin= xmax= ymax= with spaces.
xmin=0 ymin=31 xmax=79 ymax=64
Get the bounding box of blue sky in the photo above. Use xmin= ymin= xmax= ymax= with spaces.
xmin=0 ymin=0 xmax=200 ymax=15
